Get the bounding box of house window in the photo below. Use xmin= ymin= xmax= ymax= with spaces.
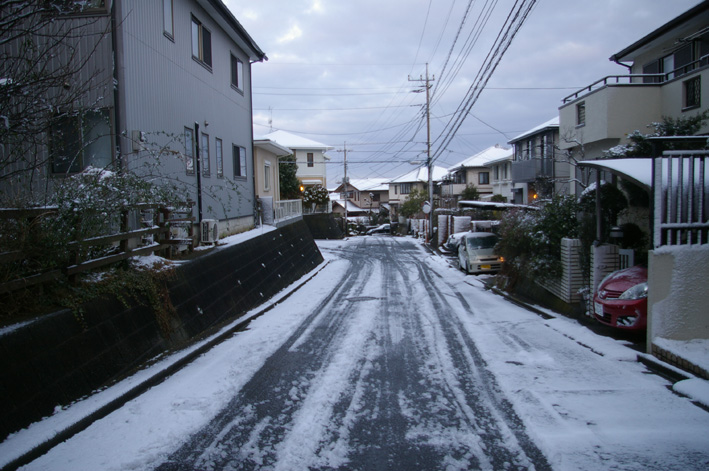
xmin=576 ymin=102 xmax=586 ymax=126
xmin=201 ymin=133 xmax=210 ymax=176
xmin=264 ymin=161 xmax=272 ymax=191
xmin=163 ymin=0 xmax=173 ymax=39
xmin=394 ymin=185 xmax=398 ymax=195
xmin=231 ymin=54 xmax=244 ymax=91
xmin=684 ymin=76 xmax=701 ymax=110
xmin=494 ymin=166 xmax=500 ymax=181
xmin=479 ymin=172 xmax=490 ymax=185
xmin=48 ymin=0 xmax=107 ymax=14
xmin=184 ymin=127 xmax=195 ymax=174
xmin=307 ymin=152 xmax=314 ymax=167
xmin=400 ymin=183 xmax=411 ymax=194
xmin=191 ymin=17 xmax=212 ymax=68
xmin=50 ymin=110 xmax=112 ymax=174
xmin=215 ymin=138 xmax=223 ymax=178
xmin=233 ymin=145 xmax=246 ymax=178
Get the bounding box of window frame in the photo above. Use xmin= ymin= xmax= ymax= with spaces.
xmin=201 ymin=132 xmax=210 ymax=177
xmin=683 ymin=76 xmax=701 ymax=110
xmin=184 ymin=127 xmax=195 ymax=175
xmin=163 ymin=0 xmax=174 ymax=40
xmin=400 ymin=183 xmax=412 ymax=194
xmin=230 ymin=54 xmax=244 ymax=92
xmin=233 ymin=145 xmax=247 ymax=179
xmin=479 ymin=172 xmax=490 ymax=185
xmin=576 ymin=102 xmax=586 ymax=127
xmin=264 ymin=161 xmax=272 ymax=191
xmin=307 ymin=152 xmax=314 ymax=167
xmin=215 ymin=138 xmax=223 ymax=178
xmin=191 ymin=16 xmax=212 ymax=69
xmin=50 ymin=109 xmax=113 ymax=175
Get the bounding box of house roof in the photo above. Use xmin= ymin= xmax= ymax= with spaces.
xmin=198 ymin=0 xmax=266 ymax=62
xmin=390 ymin=165 xmax=448 ymax=184
xmin=609 ymin=1 xmax=709 ymax=64
xmin=508 ymin=117 xmax=559 ymax=144
xmin=253 ymin=139 xmax=291 ymax=157
xmin=341 ymin=178 xmax=390 ymax=192
xmin=257 ymin=130 xmax=334 ymax=151
xmin=447 ymin=146 xmax=513 ymax=172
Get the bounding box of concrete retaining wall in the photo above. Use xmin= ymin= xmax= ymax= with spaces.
xmin=0 ymin=220 xmax=323 ymax=439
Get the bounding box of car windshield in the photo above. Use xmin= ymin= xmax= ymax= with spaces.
xmin=466 ymin=235 xmax=497 ymax=250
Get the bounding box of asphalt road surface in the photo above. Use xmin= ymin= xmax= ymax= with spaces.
xmin=156 ymin=236 xmax=551 ymax=470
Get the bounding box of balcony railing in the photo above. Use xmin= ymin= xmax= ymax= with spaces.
xmin=274 ymin=199 xmax=302 ymax=223
xmin=563 ymin=54 xmax=709 ymax=104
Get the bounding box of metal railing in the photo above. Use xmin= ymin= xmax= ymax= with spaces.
xmin=563 ymin=55 xmax=709 ymax=104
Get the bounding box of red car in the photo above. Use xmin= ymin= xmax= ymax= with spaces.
xmin=593 ymin=265 xmax=648 ymax=330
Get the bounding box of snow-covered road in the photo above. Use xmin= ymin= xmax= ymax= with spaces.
xmin=8 ymin=237 xmax=709 ymax=470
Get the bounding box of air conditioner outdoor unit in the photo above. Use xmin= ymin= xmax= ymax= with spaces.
xmin=201 ymin=219 xmax=219 ymax=244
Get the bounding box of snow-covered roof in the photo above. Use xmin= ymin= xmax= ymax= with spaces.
xmin=345 ymin=178 xmax=390 ymax=192
xmin=578 ymin=158 xmax=652 ymax=190
xmin=256 ymin=130 xmax=334 ymax=151
xmin=390 ymin=165 xmax=448 ymax=184
xmin=448 ymin=146 xmax=513 ymax=173
xmin=253 ymin=139 xmax=291 ymax=157
xmin=508 ymin=117 xmax=559 ymax=144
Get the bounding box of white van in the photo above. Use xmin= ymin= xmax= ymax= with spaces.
xmin=457 ymin=232 xmax=504 ymax=274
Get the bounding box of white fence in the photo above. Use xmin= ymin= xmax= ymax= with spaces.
xmin=653 ymin=150 xmax=709 ymax=247
xmin=274 ymin=199 xmax=302 ymax=224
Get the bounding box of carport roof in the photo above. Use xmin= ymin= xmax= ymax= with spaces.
xmin=578 ymin=158 xmax=652 ymax=191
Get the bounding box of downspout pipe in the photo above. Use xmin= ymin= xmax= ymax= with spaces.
xmin=195 ymin=122 xmax=203 ymax=233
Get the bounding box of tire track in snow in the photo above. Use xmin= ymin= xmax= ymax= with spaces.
xmin=156 ymin=244 xmax=380 ymax=470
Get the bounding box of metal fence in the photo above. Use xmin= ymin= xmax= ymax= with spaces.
xmin=653 ymin=150 xmax=709 ymax=247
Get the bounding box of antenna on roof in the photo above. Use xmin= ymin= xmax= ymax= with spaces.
xmin=268 ymin=106 xmax=273 ymax=132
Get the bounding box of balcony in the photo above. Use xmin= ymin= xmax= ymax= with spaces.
xmin=560 ymin=57 xmax=709 ymax=150
xmin=511 ymin=158 xmax=554 ymax=183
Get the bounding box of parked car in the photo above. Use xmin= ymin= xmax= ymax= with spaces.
xmin=593 ymin=265 xmax=648 ymax=330
xmin=441 ymin=231 xmax=468 ymax=253
xmin=366 ymin=223 xmax=390 ymax=235
xmin=458 ymin=232 xmax=503 ymax=274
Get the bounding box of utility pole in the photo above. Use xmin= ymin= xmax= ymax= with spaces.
xmin=337 ymin=142 xmax=350 ymax=236
xmin=409 ymin=63 xmax=435 ymax=243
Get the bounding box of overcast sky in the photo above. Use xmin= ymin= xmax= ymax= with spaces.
xmin=224 ymin=0 xmax=700 ymax=186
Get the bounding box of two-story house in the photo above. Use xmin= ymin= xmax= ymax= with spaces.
xmin=556 ymin=1 xmax=709 ymax=371
xmin=1 ymin=0 xmax=266 ymax=237
xmin=257 ymin=130 xmax=333 ymax=190
xmin=388 ymin=165 xmax=448 ymax=219
xmin=508 ymin=117 xmax=568 ymax=204
xmin=559 ymin=0 xmax=709 ymax=196
xmin=441 ymin=145 xmax=512 ymax=206
xmin=333 ymin=178 xmax=390 ymax=211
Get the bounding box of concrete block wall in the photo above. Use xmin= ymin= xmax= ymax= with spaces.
xmin=0 ymin=220 xmax=323 ymax=439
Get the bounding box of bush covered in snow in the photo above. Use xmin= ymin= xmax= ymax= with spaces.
xmin=496 ymin=195 xmax=579 ymax=286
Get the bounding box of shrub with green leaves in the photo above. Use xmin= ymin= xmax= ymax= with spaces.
xmin=496 ymin=195 xmax=579 ymax=285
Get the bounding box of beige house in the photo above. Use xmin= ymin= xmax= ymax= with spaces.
xmin=558 ymin=2 xmax=709 ymax=196
xmin=487 ymin=153 xmax=514 ymax=202
xmin=388 ymin=165 xmax=448 ymax=218
xmin=258 ymin=130 xmax=332 ymax=189
xmin=441 ymin=146 xmax=512 ymax=207
xmin=253 ymin=138 xmax=291 ymax=224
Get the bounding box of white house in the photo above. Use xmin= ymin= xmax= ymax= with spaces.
xmin=257 ymin=130 xmax=333 ymax=190
xmin=442 ymin=145 xmax=512 ymax=206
